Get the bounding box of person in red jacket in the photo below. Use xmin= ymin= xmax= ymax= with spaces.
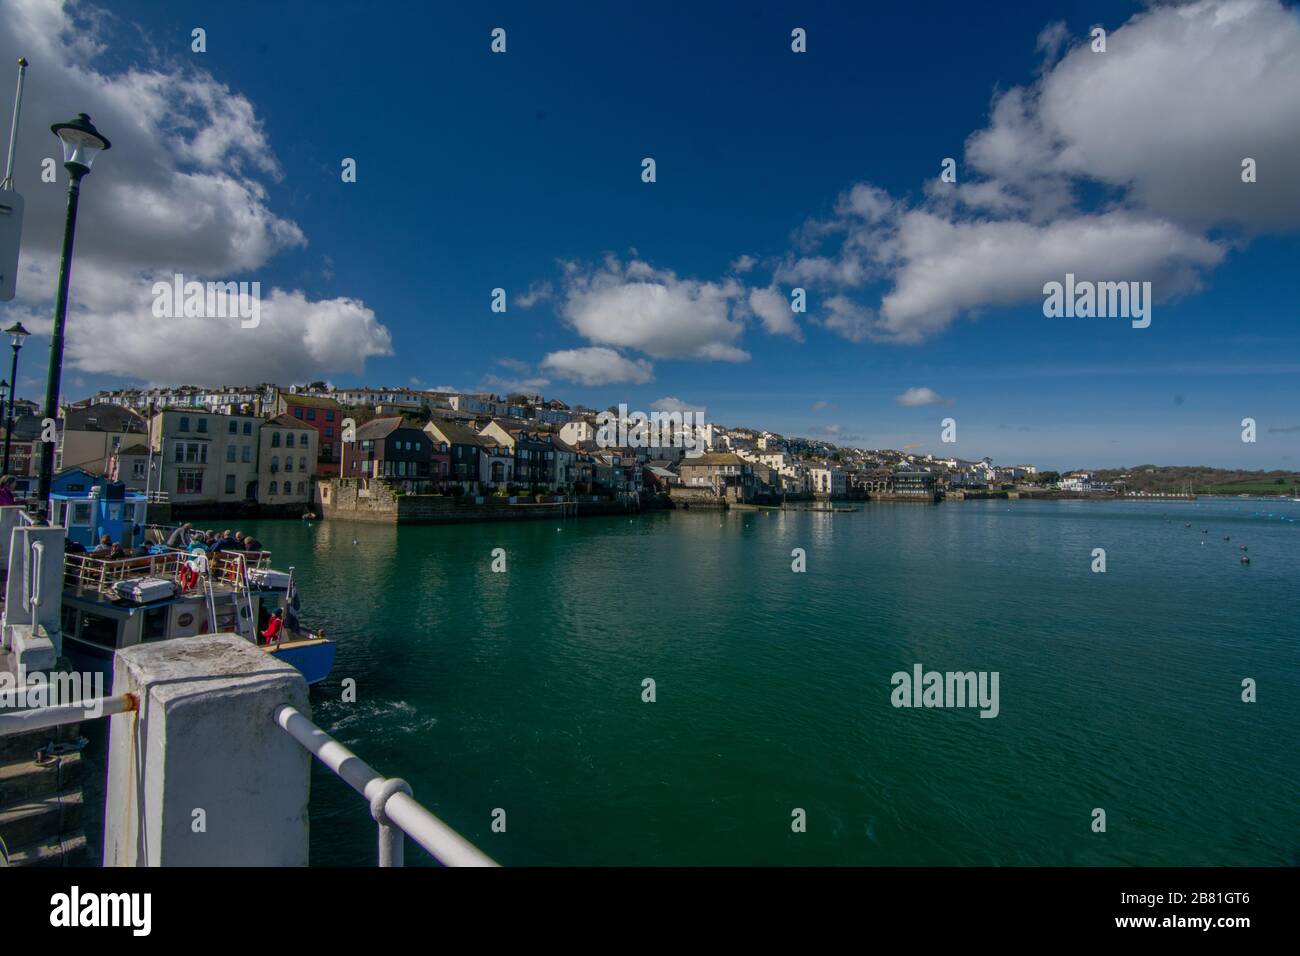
xmin=261 ymin=609 xmax=284 ymax=645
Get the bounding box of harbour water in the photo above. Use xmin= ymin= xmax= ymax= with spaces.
xmin=236 ymin=499 xmax=1299 ymax=866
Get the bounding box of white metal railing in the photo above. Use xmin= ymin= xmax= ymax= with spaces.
xmin=274 ymin=704 xmax=498 ymax=868
xmin=0 ymin=693 xmax=137 ymax=736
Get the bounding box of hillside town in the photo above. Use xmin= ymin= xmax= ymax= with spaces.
xmin=0 ymin=381 xmax=1110 ymax=515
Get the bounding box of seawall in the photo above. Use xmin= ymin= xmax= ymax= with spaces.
xmin=319 ymin=479 xmax=638 ymax=525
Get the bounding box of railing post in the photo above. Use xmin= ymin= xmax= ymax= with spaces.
xmin=371 ymin=777 xmax=413 ymax=867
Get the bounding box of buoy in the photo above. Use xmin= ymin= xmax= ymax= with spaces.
xmin=1241 ymin=555 xmax=1250 ymax=564
xmin=1241 ymin=545 xmax=1248 ymax=551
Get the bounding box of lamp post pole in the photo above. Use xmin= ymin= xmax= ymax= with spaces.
xmin=35 ymin=114 xmax=110 ymax=520
xmin=3 ymin=322 xmax=29 ymax=475
xmin=35 ymin=164 xmax=85 ymax=515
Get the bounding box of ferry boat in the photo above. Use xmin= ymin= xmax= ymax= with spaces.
xmin=45 ymin=482 xmax=335 ymax=685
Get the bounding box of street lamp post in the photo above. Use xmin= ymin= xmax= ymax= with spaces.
xmin=0 ymin=379 xmax=8 ymax=467
xmin=3 ymin=321 xmax=29 ymax=474
xmin=35 ymin=113 xmax=110 ymax=519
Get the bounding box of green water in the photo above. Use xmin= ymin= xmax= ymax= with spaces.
xmin=237 ymin=499 xmax=1299 ymax=866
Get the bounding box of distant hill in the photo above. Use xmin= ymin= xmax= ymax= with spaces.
xmin=1093 ymin=465 xmax=1300 ymax=495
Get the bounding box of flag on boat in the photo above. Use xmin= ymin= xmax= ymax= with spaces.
xmin=284 ymin=569 xmax=301 ymax=633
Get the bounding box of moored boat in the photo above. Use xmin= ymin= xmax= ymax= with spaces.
xmin=60 ymin=545 xmax=335 ymax=685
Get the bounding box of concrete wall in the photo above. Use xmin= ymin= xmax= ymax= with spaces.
xmin=104 ymin=635 xmax=311 ymax=866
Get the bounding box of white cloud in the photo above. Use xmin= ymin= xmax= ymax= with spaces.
xmin=515 ymin=281 xmax=554 ymax=308
xmin=43 ymin=281 xmax=393 ymax=383
xmin=876 ymin=210 xmax=1223 ymax=343
xmin=482 ymin=374 xmax=551 ymax=394
xmin=895 ymin=387 xmax=951 ymax=407
xmin=772 ymin=0 xmax=1295 ymax=344
xmin=650 ymin=396 xmax=706 ymax=415
xmin=730 ymin=254 xmax=758 ymax=273
xmin=0 ymin=0 xmax=392 ymax=382
xmin=747 ymin=286 xmax=802 ymax=338
xmin=559 ymin=256 xmax=749 ymax=361
xmin=540 ymin=347 xmax=654 ymax=386
xmin=817 ymin=296 xmax=874 ymax=343
xmin=973 ymin=0 xmax=1300 ymax=231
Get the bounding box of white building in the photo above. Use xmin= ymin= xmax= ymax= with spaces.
xmin=809 ymin=466 xmax=846 ymax=497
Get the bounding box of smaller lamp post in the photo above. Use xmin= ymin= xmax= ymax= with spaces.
xmin=2 ymin=321 xmax=30 ymax=474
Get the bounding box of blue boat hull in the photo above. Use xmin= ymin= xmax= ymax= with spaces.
xmin=269 ymin=639 xmax=337 ymax=685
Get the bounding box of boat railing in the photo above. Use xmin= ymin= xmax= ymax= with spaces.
xmin=64 ymin=550 xmax=186 ymax=596
xmin=64 ymin=547 xmax=275 ymax=599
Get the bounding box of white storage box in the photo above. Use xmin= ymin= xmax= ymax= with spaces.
xmin=249 ymin=568 xmax=291 ymax=590
xmin=114 ymin=576 xmax=177 ymax=603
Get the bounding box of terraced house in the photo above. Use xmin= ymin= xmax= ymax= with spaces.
xmin=149 ymin=409 xmax=262 ymax=504
xmin=424 ymin=417 xmax=488 ymax=487
xmin=343 ymin=417 xmax=436 ymax=483
xmin=272 ymin=392 xmax=346 ymax=477
xmin=479 ymin=420 xmax=554 ymax=490
xmin=258 ymin=414 xmax=319 ymax=505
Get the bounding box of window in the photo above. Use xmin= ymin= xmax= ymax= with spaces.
xmin=286 ymin=433 xmax=295 ymax=448
xmin=285 ymin=458 xmax=294 ymax=472
xmin=306 ymin=409 xmax=316 ymax=421
xmin=225 ymin=474 xmax=236 ymax=494
xmin=322 ymin=443 xmax=333 ymax=459
xmin=242 ymin=446 xmax=252 ymax=463
xmin=272 ymin=432 xmax=281 ymax=447
xmin=142 ymin=605 xmax=169 ymax=642
xmin=243 ymin=422 xmax=252 ymax=435
xmin=228 ymin=420 xmax=237 ymax=434
xmin=111 ymin=435 xmax=122 ymax=452
xmin=179 ymin=416 xmax=189 ymax=432
xmin=271 ymin=455 xmax=280 ymax=471
xmin=132 ymin=461 xmax=146 ymax=479
xmin=197 ymin=418 xmax=208 ymax=433
xmin=299 ymin=457 xmax=307 ymax=472
xmin=293 ymin=407 xmax=303 ymax=418
xmin=325 ymin=427 xmax=333 ymax=437
xmin=415 ymin=441 xmax=422 ymax=451
xmin=177 ymin=469 xmax=204 ymax=495
xmin=325 ymin=410 xmax=335 ymax=422
xmin=174 ymin=442 xmax=207 ymax=464
xmin=269 ymin=481 xmax=278 ymax=495
xmin=226 ymin=446 xmax=236 ymax=463
xmin=297 ymin=482 xmax=305 ymax=495
xmin=70 ymin=501 xmax=93 ymax=526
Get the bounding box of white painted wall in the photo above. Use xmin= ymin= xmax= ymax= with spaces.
xmin=104 ymin=634 xmax=312 ymax=866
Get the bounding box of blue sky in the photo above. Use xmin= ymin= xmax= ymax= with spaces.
xmin=1 ymin=0 xmax=1297 ymax=470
